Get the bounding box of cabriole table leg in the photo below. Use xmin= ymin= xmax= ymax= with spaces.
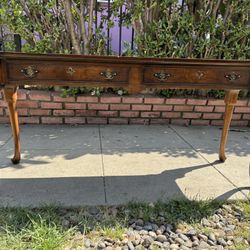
xmin=3 ymin=86 xmax=21 ymax=164
xmin=219 ymin=90 xmax=239 ymax=162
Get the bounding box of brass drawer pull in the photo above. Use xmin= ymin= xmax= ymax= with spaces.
xmin=154 ymin=72 xmax=171 ymax=81
xmin=225 ymin=72 xmax=241 ymax=81
xmin=20 ymin=66 xmax=39 ymax=78
xmin=100 ymin=69 xmax=117 ymax=80
xmin=66 ymin=67 xmax=75 ymax=76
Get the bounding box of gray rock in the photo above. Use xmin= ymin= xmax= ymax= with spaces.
xmin=234 ymin=237 xmax=244 ymax=243
xmin=122 ymin=246 xmax=129 ymax=250
xmin=136 ymin=219 xmax=144 ymax=227
xmin=198 ymin=241 xmax=210 ymax=249
xmin=135 ymin=226 xmax=143 ymax=231
xmin=156 ymin=234 xmax=168 ymax=243
xmin=150 ymin=241 xmax=163 ymax=248
xmin=187 ymin=229 xmax=197 ymax=237
xmin=151 ymin=224 xmax=159 ymax=231
xmin=180 ymin=245 xmax=191 ymax=250
xmin=226 ymin=224 xmax=236 ymax=230
xmin=179 ymin=233 xmax=189 ymax=242
xmin=183 ymin=240 xmax=192 ymax=248
xmin=207 ymin=239 xmax=216 ymax=246
xmin=201 ymin=218 xmax=211 ymax=227
xmin=131 ymin=239 xmax=140 ymax=246
xmin=216 ymin=245 xmax=224 ymax=250
xmin=192 ymin=240 xmax=199 ymax=247
xmin=127 ymin=241 xmax=135 ymax=250
xmin=84 ymin=239 xmax=91 ymax=248
xmin=62 ymin=219 xmax=70 ymax=227
xmin=217 ymin=238 xmax=227 ymax=247
xmin=98 ymin=242 xmax=106 ymax=249
xmin=142 ymin=236 xmax=154 ymax=248
xmin=163 ymin=242 xmax=171 ymax=248
xmin=148 ymin=231 xmax=157 ymax=239
xmin=175 ymin=237 xmax=185 ymax=245
xmin=134 ymin=245 xmax=143 ymax=250
xmin=227 ymin=240 xmax=233 ymax=246
xmin=170 ymin=243 xmax=179 ymax=249
xmin=208 ymin=233 xmax=216 ymax=242
xmin=89 ymin=207 xmax=100 ymax=215
xmin=139 ymin=230 xmax=148 ymax=235
xmin=144 ymin=224 xmax=153 ymax=231
xmin=170 ymin=232 xmax=178 ymax=239
xmin=198 ymin=234 xmax=208 ymax=242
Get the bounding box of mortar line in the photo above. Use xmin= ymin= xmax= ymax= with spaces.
xmin=98 ymin=125 xmax=108 ymax=204
xmin=169 ymin=125 xmax=249 ymax=199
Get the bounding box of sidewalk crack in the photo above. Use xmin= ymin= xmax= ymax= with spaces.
xmin=98 ymin=125 xmax=108 ymax=204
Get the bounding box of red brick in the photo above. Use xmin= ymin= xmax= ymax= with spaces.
xmin=162 ymin=112 xmax=181 ymax=118
xmin=182 ymin=112 xmax=202 ymax=119
xmin=18 ymin=109 xmax=28 ymax=116
xmin=203 ymin=113 xmax=222 ymax=119
xmin=171 ymin=119 xmax=190 ymax=126
xmin=132 ymin=105 xmax=151 ymax=111
xmin=65 ymin=117 xmax=86 ymax=124
xmin=42 ymin=117 xmax=63 ymax=124
xmin=76 ymin=110 xmax=96 ymax=116
xmin=130 ymin=118 xmax=149 ymax=125
xmin=0 ymin=100 xmax=7 ymax=107
xmin=122 ymin=96 xmax=143 ymax=103
xmin=100 ymin=96 xmax=121 ymax=103
xmin=207 ymin=100 xmax=225 ymax=106
xmin=87 ymin=117 xmax=107 ymax=124
xmin=41 ymin=102 xmax=62 ymax=109
xmin=0 ymin=117 xmax=9 ymax=123
xmin=19 ymin=117 xmax=40 ymax=124
xmin=214 ymin=106 xmax=225 ymax=112
xmin=187 ymin=99 xmax=207 ymax=105
xmin=232 ymin=114 xmax=242 ymax=120
xmin=98 ymin=111 xmax=118 ymax=117
xmin=30 ymin=109 xmax=51 ymax=116
xmin=234 ymin=107 xmax=250 ymax=113
xmin=144 ymin=97 xmax=165 ymax=104
xmin=235 ymin=100 xmax=248 ymax=106
xmin=153 ymin=105 xmax=172 ymax=111
xmin=88 ymin=103 xmax=109 ymax=110
xmin=29 ymin=91 xmax=51 ymax=101
xmin=166 ymin=98 xmax=186 ymax=105
xmin=109 ymin=118 xmax=128 ymax=124
xmin=53 ymin=110 xmax=74 ymax=116
xmin=243 ymin=114 xmax=250 ymax=120
xmin=191 ymin=120 xmax=210 ymax=126
xmin=174 ymin=105 xmax=194 ymax=112
xmin=77 ymin=96 xmax=98 ymax=102
xmin=141 ymin=112 xmax=160 ymax=118
xmin=195 ymin=106 xmax=214 ymax=112
xmin=53 ymin=94 xmax=75 ymax=102
xmin=150 ymin=119 xmax=170 ymax=124
xmin=17 ymin=90 xmax=27 ymax=100
xmin=110 ymin=104 xmax=130 ymax=110
xmin=17 ymin=100 xmax=38 ymax=108
xmin=65 ymin=103 xmax=86 ymax=109
xmin=120 ymin=111 xmax=139 ymax=118
xmin=211 ymin=120 xmax=224 ymax=126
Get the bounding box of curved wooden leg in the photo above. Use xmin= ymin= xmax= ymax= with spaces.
xmin=219 ymin=90 xmax=239 ymax=162
xmin=3 ymin=86 xmax=21 ymax=164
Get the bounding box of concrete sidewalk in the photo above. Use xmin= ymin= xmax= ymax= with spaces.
xmin=0 ymin=124 xmax=249 ymax=207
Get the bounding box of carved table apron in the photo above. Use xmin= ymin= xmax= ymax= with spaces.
xmin=0 ymin=52 xmax=249 ymax=164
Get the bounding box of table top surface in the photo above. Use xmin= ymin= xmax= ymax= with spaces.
xmin=1 ymin=52 xmax=250 ymax=66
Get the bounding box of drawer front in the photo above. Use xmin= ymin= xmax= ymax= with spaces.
xmin=7 ymin=62 xmax=129 ymax=83
xmin=143 ymin=66 xmax=249 ymax=87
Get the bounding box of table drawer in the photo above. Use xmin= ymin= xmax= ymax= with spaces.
xmin=143 ymin=66 xmax=249 ymax=87
xmin=7 ymin=62 xmax=130 ymax=83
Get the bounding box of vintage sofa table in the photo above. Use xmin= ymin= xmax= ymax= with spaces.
xmin=0 ymin=52 xmax=249 ymax=164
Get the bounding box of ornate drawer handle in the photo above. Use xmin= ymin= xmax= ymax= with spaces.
xmin=66 ymin=67 xmax=75 ymax=76
xmin=154 ymin=72 xmax=171 ymax=81
xmin=20 ymin=66 xmax=39 ymax=78
xmin=225 ymin=72 xmax=241 ymax=81
xmin=100 ymin=69 xmax=117 ymax=80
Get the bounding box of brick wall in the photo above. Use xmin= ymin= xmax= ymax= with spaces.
xmin=0 ymin=89 xmax=250 ymax=126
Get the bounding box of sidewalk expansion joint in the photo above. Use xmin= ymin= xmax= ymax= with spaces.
xmin=98 ymin=125 xmax=108 ymax=204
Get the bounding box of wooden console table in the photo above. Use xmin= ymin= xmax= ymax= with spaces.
xmin=0 ymin=52 xmax=249 ymax=164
